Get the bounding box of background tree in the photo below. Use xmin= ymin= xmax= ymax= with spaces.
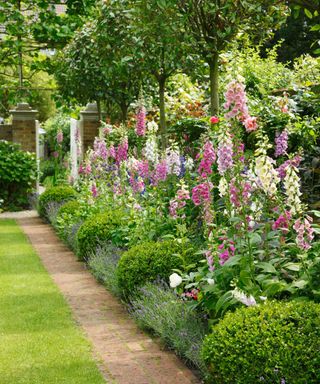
xmin=176 ymin=0 xmax=288 ymax=115
xmin=0 ymin=0 xmax=95 ymax=115
xmin=55 ymin=0 xmax=142 ymax=122
xmin=129 ymin=0 xmax=191 ymax=147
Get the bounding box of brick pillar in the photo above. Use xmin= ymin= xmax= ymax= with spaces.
xmin=10 ymin=103 xmax=37 ymax=153
xmin=80 ymin=103 xmax=100 ymax=153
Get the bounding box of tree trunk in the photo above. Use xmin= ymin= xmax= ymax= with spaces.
xmin=17 ymin=0 xmax=23 ymax=91
xmin=209 ymin=52 xmax=219 ymax=116
xmin=159 ymin=76 xmax=167 ymax=149
xmin=120 ymin=102 xmax=128 ymax=123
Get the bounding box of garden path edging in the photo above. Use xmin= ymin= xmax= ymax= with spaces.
xmin=18 ymin=216 xmax=200 ymax=384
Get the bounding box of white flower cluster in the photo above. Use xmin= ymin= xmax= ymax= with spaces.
xmin=218 ymin=177 xmax=228 ymax=197
xmin=147 ymin=121 xmax=158 ymax=134
xmin=144 ymin=136 xmax=159 ymax=164
xmin=232 ymin=288 xmax=256 ymax=307
xmin=185 ymin=156 xmax=194 ymax=171
xmin=166 ymin=147 xmax=181 ymax=176
xmin=255 ymin=155 xmax=279 ymax=196
xmin=126 ymin=156 xmax=139 ymax=172
xmin=284 ymin=164 xmax=302 ymax=215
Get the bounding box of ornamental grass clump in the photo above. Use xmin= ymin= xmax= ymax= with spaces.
xmin=201 ymin=300 xmax=320 ymax=384
xmin=88 ymin=243 xmax=122 ymax=297
xmin=130 ymin=281 xmax=208 ymax=371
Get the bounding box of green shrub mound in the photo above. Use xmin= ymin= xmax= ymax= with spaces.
xmin=201 ymin=301 xmax=320 ymax=384
xmin=38 ymin=186 xmax=77 ymax=218
xmin=0 ymin=141 xmax=36 ymax=210
xmin=76 ymin=211 xmax=125 ymax=260
xmin=57 ymin=200 xmax=81 ymax=218
xmin=117 ymin=240 xmax=196 ymax=297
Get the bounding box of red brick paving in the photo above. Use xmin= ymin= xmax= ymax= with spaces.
xmin=18 ymin=216 xmax=200 ymax=384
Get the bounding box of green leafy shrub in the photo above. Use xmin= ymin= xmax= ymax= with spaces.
xmin=43 ymin=112 xmax=71 ymax=154
xmin=0 ymin=141 xmax=36 ymax=210
xmin=57 ymin=200 xmax=80 ymax=218
xmin=201 ymin=301 xmax=320 ymax=384
xmin=130 ymin=281 xmax=208 ymax=370
xmin=55 ymin=200 xmax=81 ymax=239
xmin=76 ymin=210 xmax=125 ymax=261
xmin=38 ymin=186 xmax=77 ymax=219
xmin=117 ymin=240 xmax=196 ymax=297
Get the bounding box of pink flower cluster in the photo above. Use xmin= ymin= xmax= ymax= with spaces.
xmin=182 ymin=288 xmax=199 ymax=300
xmin=93 ymin=138 xmax=108 ymax=160
xmin=91 ymin=182 xmax=98 ymax=198
xmin=129 ymin=175 xmax=145 ymax=193
xmin=218 ymin=237 xmax=235 ymax=265
xmin=277 ymin=156 xmax=301 ymax=179
xmin=169 ymin=187 xmax=190 ymax=219
xmin=192 ymin=182 xmax=213 ymax=206
xmin=293 ymin=216 xmax=314 ymax=250
xmin=229 ymin=179 xmax=251 ymax=207
xmin=135 ymin=106 xmax=146 ymax=136
xmin=244 ymin=116 xmax=258 ymax=132
xmin=205 ymin=250 xmax=215 ymax=272
xmin=198 ymin=140 xmax=216 ymax=178
xmin=275 ymin=130 xmax=288 ymax=157
xmin=224 ymin=81 xmax=249 ymax=120
xmin=116 ymin=138 xmax=128 ymax=164
xmin=272 ymin=211 xmax=291 ymax=233
xmin=224 ymin=81 xmax=258 ymax=132
xmin=153 ymin=160 xmax=168 ymax=185
xmin=217 ymin=138 xmax=233 ymax=175
xmin=137 ymin=160 xmax=149 ymax=179
xmin=56 ymin=129 xmax=63 ymax=144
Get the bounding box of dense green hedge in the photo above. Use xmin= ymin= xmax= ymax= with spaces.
xmin=57 ymin=200 xmax=81 ymax=218
xmin=76 ymin=210 xmax=125 ymax=260
xmin=201 ymin=300 xmax=320 ymax=384
xmin=38 ymin=186 xmax=77 ymax=219
xmin=0 ymin=141 xmax=36 ymax=211
xmin=117 ymin=240 xmax=196 ymax=297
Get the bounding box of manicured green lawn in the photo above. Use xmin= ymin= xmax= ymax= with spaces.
xmin=0 ymin=219 xmax=106 ymax=384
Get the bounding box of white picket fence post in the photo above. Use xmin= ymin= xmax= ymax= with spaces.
xmin=35 ymin=120 xmax=40 ymax=194
xmin=70 ymin=118 xmax=82 ymax=182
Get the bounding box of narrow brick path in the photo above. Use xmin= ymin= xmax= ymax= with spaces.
xmin=17 ymin=216 xmax=200 ymax=384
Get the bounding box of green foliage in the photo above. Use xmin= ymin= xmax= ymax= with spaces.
xmin=0 ymin=141 xmax=36 ymax=211
xmin=201 ymin=301 xmax=320 ymax=384
xmin=43 ymin=112 xmax=71 ymax=154
xmin=38 ymin=185 xmax=77 ymax=219
xmin=57 ymin=200 xmax=80 ymax=218
xmin=117 ymin=240 xmax=196 ymax=297
xmin=130 ymin=281 xmax=208 ymax=371
xmin=168 ymin=118 xmax=208 ymax=148
xmin=76 ymin=210 xmax=126 ymax=261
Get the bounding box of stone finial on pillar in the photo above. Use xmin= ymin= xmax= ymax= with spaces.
xmin=80 ymin=103 xmax=100 ymax=153
xmin=10 ymin=103 xmax=38 ymax=153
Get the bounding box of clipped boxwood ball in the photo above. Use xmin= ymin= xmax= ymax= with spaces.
xmin=57 ymin=200 xmax=81 ymax=218
xmin=38 ymin=186 xmax=77 ymax=219
xmin=201 ymin=300 xmax=320 ymax=384
xmin=117 ymin=240 xmax=195 ymax=298
xmin=76 ymin=211 xmax=124 ymax=261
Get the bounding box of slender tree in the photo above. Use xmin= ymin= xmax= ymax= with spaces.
xmin=55 ymin=1 xmax=142 ymax=122
xmin=129 ymin=0 xmax=190 ymax=147
xmin=177 ymin=0 xmax=288 ymax=115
